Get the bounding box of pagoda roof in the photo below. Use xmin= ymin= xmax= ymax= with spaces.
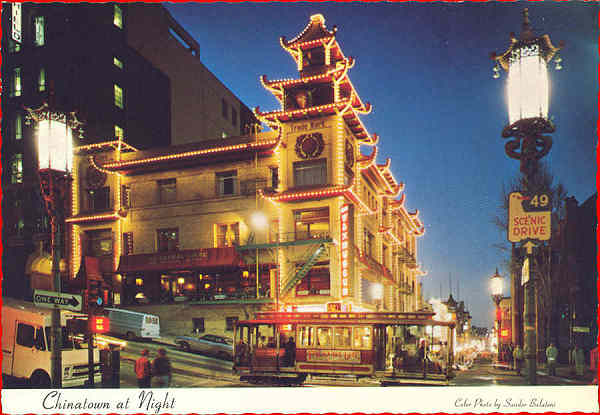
xmin=392 ymin=195 xmax=425 ymax=237
xmin=254 ymin=100 xmax=376 ymax=144
xmin=74 ymin=140 xmax=138 ymax=155
xmin=94 ymin=132 xmax=279 ymax=174
xmin=259 ymin=57 xmax=369 ymax=113
xmin=280 ymin=14 xmax=345 ymax=63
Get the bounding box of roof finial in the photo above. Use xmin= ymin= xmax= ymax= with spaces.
xmin=520 ymin=8 xmax=534 ymax=40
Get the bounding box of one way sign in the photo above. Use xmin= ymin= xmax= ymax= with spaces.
xmin=33 ymin=290 xmax=82 ymax=312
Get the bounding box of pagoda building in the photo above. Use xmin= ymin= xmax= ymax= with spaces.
xmin=255 ymin=14 xmax=425 ymax=313
xmin=58 ymin=14 xmax=426 ymax=337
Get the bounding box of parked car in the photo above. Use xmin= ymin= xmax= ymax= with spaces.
xmin=175 ymin=334 xmax=233 ymax=360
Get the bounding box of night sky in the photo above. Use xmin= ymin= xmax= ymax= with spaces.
xmin=164 ymin=2 xmax=598 ymax=327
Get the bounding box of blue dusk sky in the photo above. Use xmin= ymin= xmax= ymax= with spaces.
xmin=164 ymin=2 xmax=598 ymax=327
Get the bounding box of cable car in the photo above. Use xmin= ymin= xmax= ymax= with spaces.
xmin=233 ymin=311 xmax=455 ymax=386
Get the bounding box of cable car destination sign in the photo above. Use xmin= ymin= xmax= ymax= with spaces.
xmin=508 ymin=192 xmax=551 ymax=243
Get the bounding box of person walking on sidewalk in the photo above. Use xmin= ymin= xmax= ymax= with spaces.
xmin=152 ymin=348 xmax=172 ymax=388
xmin=135 ymin=349 xmax=152 ymax=388
xmin=545 ymin=342 xmax=558 ymax=376
xmin=513 ymin=344 xmax=524 ymax=376
xmin=574 ymin=346 xmax=585 ymax=378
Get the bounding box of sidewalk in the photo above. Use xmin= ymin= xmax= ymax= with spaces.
xmin=498 ymin=363 xmax=597 ymax=385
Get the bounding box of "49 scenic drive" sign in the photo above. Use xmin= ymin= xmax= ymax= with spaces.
xmin=508 ymin=192 xmax=551 ymax=243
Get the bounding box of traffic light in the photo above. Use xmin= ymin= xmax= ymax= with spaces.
xmin=87 ymin=280 xmax=104 ymax=312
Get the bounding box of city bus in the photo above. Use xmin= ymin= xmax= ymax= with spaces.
xmin=233 ymin=311 xmax=455 ymax=386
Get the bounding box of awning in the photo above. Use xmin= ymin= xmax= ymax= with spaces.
xmin=117 ymin=247 xmax=244 ymax=274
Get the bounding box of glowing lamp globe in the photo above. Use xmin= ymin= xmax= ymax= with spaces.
xmin=506 ymin=44 xmax=549 ymax=124
xmin=38 ymin=119 xmax=73 ymax=173
xmin=250 ymin=211 xmax=268 ymax=230
xmin=371 ymin=283 xmax=384 ymax=300
xmin=490 ymin=269 xmax=503 ymax=299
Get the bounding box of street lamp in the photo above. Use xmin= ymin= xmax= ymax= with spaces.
xmin=25 ymin=102 xmax=83 ymax=388
xmin=250 ymin=210 xmax=268 ymax=300
xmin=491 ymin=8 xmax=562 ymax=385
xmin=490 ymin=268 xmax=504 ymax=364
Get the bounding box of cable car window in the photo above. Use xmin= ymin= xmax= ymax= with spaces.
xmin=298 ymin=325 xmax=314 ymax=347
xmin=316 ymin=327 xmax=332 ymax=347
xmin=353 ymin=326 xmax=372 ymax=349
xmin=334 ymin=327 xmax=352 ymax=349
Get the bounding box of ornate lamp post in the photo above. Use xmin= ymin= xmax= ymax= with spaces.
xmin=491 ymin=8 xmax=562 ymax=385
xmin=25 ymin=102 xmax=83 ymax=388
xmin=490 ymin=269 xmax=504 ymax=364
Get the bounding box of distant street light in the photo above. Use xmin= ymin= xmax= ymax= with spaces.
xmin=25 ymin=101 xmax=83 ymax=388
xmin=371 ymin=283 xmax=384 ymax=311
xmin=490 ymin=268 xmax=504 ymax=364
xmin=491 ymin=8 xmax=562 ymax=385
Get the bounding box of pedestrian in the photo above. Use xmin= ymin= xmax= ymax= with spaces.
xmin=152 ymin=348 xmax=172 ymax=388
xmin=513 ymin=344 xmax=524 ymax=376
xmin=135 ymin=349 xmax=152 ymax=388
xmin=574 ymin=346 xmax=585 ymax=378
xmin=284 ymin=336 xmax=296 ymax=366
xmin=545 ymin=342 xmax=558 ymax=376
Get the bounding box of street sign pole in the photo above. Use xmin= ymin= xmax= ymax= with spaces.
xmin=523 ymin=241 xmax=537 ymax=385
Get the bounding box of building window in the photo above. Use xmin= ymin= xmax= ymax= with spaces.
xmin=122 ymin=232 xmax=133 ymax=255
xmin=294 ymin=207 xmax=329 ymax=240
xmin=293 ymin=159 xmax=327 ymax=187
xmin=296 ymin=268 xmax=330 ymax=296
xmin=38 ymin=68 xmax=46 ymax=92
xmin=34 ymin=16 xmax=45 ymax=46
xmin=121 ymin=184 xmax=131 ymax=208
xmin=87 ymin=187 xmax=110 ymax=211
xmin=114 ymin=84 xmax=124 ymax=109
xmin=383 ymin=244 xmax=389 ymax=269
xmin=114 ymin=125 xmax=124 ymax=140
xmin=113 ymin=57 xmax=123 ymax=69
xmin=270 ymin=167 xmax=279 ymax=189
xmin=113 ymin=4 xmax=123 ymax=29
xmin=363 ymin=230 xmax=374 ymax=257
xmin=216 ymin=170 xmax=237 ymax=196
xmin=86 ymin=229 xmax=113 ymax=257
xmin=15 ymin=219 xmax=25 ymax=236
xmin=225 ymin=317 xmax=238 ymax=331
xmin=10 ymin=154 xmax=23 ymax=184
xmin=231 ymin=108 xmax=237 ymax=126
xmin=221 ymin=99 xmax=228 ymax=119
xmin=11 ymin=67 xmax=22 ymax=97
xmin=15 ymin=114 xmax=23 ymax=140
xmin=158 ymin=178 xmax=176 ymax=204
xmin=8 ymin=39 xmax=21 ymax=53
xmin=157 ymin=228 xmax=178 ymax=252
xmin=215 ymin=223 xmax=239 ymax=247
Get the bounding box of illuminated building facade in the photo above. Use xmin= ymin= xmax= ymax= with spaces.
xmin=1 ymin=3 xmax=256 ymax=299
xmin=65 ymin=14 xmax=427 ymax=336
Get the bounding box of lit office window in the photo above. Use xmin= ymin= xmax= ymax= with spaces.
xmin=114 ymin=84 xmax=124 ymax=109
xmin=34 ymin=16 xmax=45 ymax=46
xmin=114 ymin=125 xmax=124 ymax=140
xmin=15 ymin=114 xmax=23 ymax=140
xmin=12 ymin=67 xmax=22 ymax=97
xmin=10 ymin=154 xmax=23 ymax=184
xmin=38 ymin=68 xmax=46 ymax=92
xmin=113 ymin=5 xmax=123 ymax=29
xmin=113 ymin=57 xmax=123 ymax=69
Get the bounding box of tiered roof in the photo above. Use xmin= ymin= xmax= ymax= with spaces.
xmin=255 ymin=14 xmax=376 ymax=145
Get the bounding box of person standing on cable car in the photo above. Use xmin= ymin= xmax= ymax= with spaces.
xmin=284 ymin=336 xmax=296 ymax=366
xmin=417 ymin=340 xmax=427 ymax=369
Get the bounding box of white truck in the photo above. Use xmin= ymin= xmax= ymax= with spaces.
xmin=105 ymin=308 xmax=160 ymax=340
xmin=2 ymin=298 xmax=101 ymax=388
